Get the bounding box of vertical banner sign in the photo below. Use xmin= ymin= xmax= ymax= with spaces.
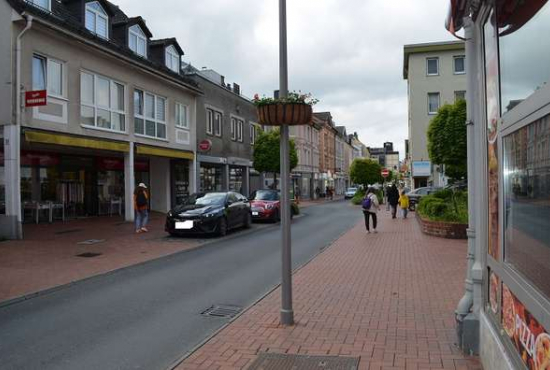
xmin=484 ymin=12 xmax=500 ymax=260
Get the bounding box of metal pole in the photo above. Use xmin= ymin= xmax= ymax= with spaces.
xmin=279 ymin=0 xmax=294 ymax=326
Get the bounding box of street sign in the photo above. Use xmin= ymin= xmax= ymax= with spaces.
xmin=25 ymin=90 xmax=47 ymax=107
xmin=198 ymin=139 xmax=212 ymax=152
xmin=381 ymin=168 xmax=390 ymax=178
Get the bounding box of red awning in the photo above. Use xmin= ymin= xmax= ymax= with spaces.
xmin=497 ymin=0 xmax=548 ymax=36
xmin=445 ymin=0 xmax=469 ymax=35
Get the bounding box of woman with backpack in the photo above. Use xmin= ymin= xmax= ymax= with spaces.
xmin=362 ymin=187 xmax=380 ymax=234
xmin=134 ymin=183 xmax=149 ymax=233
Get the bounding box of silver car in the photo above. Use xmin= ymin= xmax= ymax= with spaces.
xmin=344 ymin=187 xmax=358 ymax=199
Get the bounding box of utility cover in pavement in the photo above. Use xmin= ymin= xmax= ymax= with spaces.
xmin=77 ymin=239 xmax=106 ymax=245
xmin=76 ymin=252 xmax=102 ymax=258
xmin=201 ymin=305 xmax=242 ymax=318
xmin=247 ymin=353 xmax=360 ymax=370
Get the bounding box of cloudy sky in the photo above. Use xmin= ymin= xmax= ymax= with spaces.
xmin=116 ymin=0 xmax=456 ymax=157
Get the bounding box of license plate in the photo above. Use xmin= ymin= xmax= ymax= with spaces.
xmin=175 ymin=220 xmax=194 ymax=229
xmin=252 ymin=212 xmax=259 ymax=216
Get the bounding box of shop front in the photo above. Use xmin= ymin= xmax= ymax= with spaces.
xmin=446 ymin=1 xmax=550 ymax=369
xmin=227 ymin=157 xmax=252 ymax=196
xmin=197 ymin=155 xmax=226 ymax=193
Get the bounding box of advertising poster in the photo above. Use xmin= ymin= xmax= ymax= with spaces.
xmin=502 ymin=284 xmax=550 ymax=370
xmin=484 ymin=11 xmax=500 ymax=260
xmin=412 ymin=161 xmax=431 ymax=177
xmin=489 ymin=271 xmax=500 ymax=314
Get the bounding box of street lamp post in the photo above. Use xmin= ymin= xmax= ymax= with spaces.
xmin=279 ymin=0 xmax=294 ymax=326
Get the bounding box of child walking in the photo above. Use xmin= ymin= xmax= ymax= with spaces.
xmin=398 ymin=189 xmax=410 ymax=219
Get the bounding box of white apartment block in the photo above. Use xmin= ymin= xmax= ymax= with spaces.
xmin=403 ymin=41 xmax=466 ymax=188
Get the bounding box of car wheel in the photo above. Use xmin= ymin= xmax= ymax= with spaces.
xmin=244 ymin=212 xmax=252 ymax=229
xmin=218 ymin=217 xmax=228 ymax=236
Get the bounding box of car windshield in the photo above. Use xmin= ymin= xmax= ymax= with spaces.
xmin=347 ymin=188 xmax=357 ymax=192
xmin=251 ymin=190 xmax=279 ymax=201
xmin=184 ymin=193 xmax=226 ymax=206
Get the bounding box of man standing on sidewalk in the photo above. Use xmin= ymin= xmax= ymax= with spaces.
xmin=387 ymin=183 xmax=399 ymax=219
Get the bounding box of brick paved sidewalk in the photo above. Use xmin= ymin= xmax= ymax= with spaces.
xmin=176 ymin=211 xmax=482 ymax=370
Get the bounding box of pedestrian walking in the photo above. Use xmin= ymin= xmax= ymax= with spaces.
xmin=134 ymin=183 xmax=149 ymax=233
xmin=315 ymin=186 xmax=321 ymax=199
xmin=398 ymin=189 xmax=410 ymax=219
xmin=362 ymin=187 xmax=380 ymax=234
xmin=295 ymin=185 xmax=301 ymax=204
xmin=385 ymin=185 xmax=390 ymax=211
xmin=387 ymin=183 xmax=399 ymax=219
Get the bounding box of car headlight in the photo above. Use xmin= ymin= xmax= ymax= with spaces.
xmin=203 ymin=212 xmax=218 ymax=218
xmin=167 ymin=211 xmax=173 ymax=217
xmin=265 ymin=204 xmax=275 ymax=210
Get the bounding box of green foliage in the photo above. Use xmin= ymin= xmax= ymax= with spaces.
xmin=253 ymin=92 xmax=319 ymax=107
xmin=351 ymin=188 xmax=366 ymax=205
xmin=350 ymin=159 xmax=383 ymax=187
xmin=291 ymin=202 xmax=300 ymax=215
xmin=417 ymin=189 xmax=468 ymax=223
xmin=253 ymin=129 xmax=298 ymax=174
xmin=427 ymin=99 xmax=467 ymax=181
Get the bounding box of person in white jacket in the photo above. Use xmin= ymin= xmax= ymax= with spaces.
xmin=362 ymin=187 xmax=381 ymax=233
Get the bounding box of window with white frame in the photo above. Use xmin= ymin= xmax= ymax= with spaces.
xmin=230 ymin=117 xmax=237 ymax=140
xmin=33 ymin=54 xmax=64 ymax=98
xmin=455 ymin=90 xmax=466 ymax=102
xmin=80 ymin=71 xmax=125 ymax=132
xmin=134 ymin=89 xmax=166 ymax=139
xmin=454 ymin=55 xmax=465 ymax=74
xmin=165 ymin=45 xmax=180 ymax=73
xmin=129 ymin=25 xmax=147 ymax=57
xmin=175 ymin=103 xmax=188 ymax=129
xmin=237 ymin=119 xmax=243 ymax=142
xmin=250 ymin=124 xmax=256 ymax=145
xmin=426 ymin=57 xmax=439 ymax=76
xmin=427 ymin=92 xmax=440 ymax=114
xmin=206 ymin=108 xmax=222 ymax=136
xmin=28 ymin=0 xmax=50 ymax=11
xmin=85 ymin=1 xmax=109 ymax=39
xmin=206 ymin=109 xmax=213 ymax=135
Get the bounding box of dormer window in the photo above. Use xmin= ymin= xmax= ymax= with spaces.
xmin=165 ymin=45 xmax=180 ymax=73
xmin=28 ymin=0 xmax=50 ymax=11
xmin=85 ymin=1 xmax=109 ymax=39
xmin=129 ymin=25 xmax=147 ymax=57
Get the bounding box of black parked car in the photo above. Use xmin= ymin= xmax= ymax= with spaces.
xmin=407 ymin=186 xmax=441 ymax=210
xmin=165 ymin=192 xmax=251 ymax=237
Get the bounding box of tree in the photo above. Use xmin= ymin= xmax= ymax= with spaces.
xmin=253 ymin=129 xmax=298 ymax=185
xmin=427 ymin=99 xmax=467 ymax=181
xmin=350 ymin=158 xmax=383 ymax=187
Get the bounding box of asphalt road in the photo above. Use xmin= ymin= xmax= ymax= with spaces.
xmin=0 ymin=200 xmax=361 ymax=370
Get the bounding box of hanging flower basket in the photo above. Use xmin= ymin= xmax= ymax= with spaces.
xmin=257 ymin=103 xmax=313 ymax=126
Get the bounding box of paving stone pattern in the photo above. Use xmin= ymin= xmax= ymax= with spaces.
xmin=177 ymin=211 xmax=482 ymax=370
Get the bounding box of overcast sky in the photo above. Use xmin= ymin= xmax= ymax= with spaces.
xmin=116 ymin=0 xmax=456 ymax=157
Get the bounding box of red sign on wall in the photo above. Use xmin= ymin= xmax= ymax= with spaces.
xmin=25 ymin=90 xmax=47 ymax=107
xmin=198 ymin=139 xmax=212 ymax=152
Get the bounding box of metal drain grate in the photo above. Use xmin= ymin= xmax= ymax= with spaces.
xmin=201 ymin=305 xmax=242 ymax=318
xmin=247 ymin=353 xmax=359 ymax=370
xmin=77 ymin=239 xmax=106 ymax=245
xmin=76 ymin=252 xmax=102 ymax=258
xmin=55 ymin=229 xmax=82 ymax=235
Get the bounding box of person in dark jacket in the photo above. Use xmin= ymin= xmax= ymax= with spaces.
xmin=387 ymin=183 xmax=400 ymax=219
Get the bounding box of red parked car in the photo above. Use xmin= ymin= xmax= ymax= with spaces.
xmin=249 ymin=189 xmax=295 ymax=222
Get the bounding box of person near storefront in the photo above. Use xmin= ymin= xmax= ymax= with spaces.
xmin=398 ymin=188 xmax=410 ymax=219
xmin=134 ymin=183 xmax=149 ymax=233
xmin=294 ymin=185 xmax=301 ymax=204
xmin=387 ymin=183 xmax=399 ymax=219
xmin=362 ymin=187 xmax=380 ymax=234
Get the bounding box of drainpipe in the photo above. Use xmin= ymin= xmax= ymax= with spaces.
xmin=455 ymin=15 xmax=477 ymax=353
xmin=4 ymin=14 xmax=33 ymax=239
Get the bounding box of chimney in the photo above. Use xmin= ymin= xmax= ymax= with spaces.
xmin=220 ymin=75 xmax=225 ymax=86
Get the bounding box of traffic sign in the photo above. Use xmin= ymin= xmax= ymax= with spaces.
xmin=381 ymin=168 xmax=390 ymax=178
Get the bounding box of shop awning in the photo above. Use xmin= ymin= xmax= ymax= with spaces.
xmin=136 ymin=145 xmax=194 ymax=160
xmin=24 ymin=130 xmax=129 ymax=152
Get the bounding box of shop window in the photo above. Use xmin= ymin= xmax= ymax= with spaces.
xmin=134 ymin=89 xmax=166 ymax=139
xmin=500 ymin=2 xmax=550 ymax=114
xmin=200 ymin=165 xmax=223 ymax=192
xmin=503 ymin=113 xmax=550 ymax=299
xmin=80 ymin=71 xmax=125 ymax=132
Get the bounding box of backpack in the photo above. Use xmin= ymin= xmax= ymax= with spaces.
xmin=136 ymin=190 xmax=147 ymax=207
xmin=362 ymin=196 xmax=372 ymax=210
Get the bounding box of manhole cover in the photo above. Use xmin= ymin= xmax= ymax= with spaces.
xmin=76 ymin=252 xmax=102 ymax=258
xmin=248 ymin=352 xmax=359 ymax=370
xmin=55 ymin=229 xmax=82 ymax=235
xmin=77 ymin=239 xmax=106 ymax=245
xmin=201 ymin=305 xmax=242 ymax=318
xmin=247 ymin=353 xmax=359 ymax=370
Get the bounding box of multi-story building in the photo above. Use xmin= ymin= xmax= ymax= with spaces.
xmin=367 ymin=142 xmax=400 ymax=171
xmin=334 ymin=126 xmax=348 ymax=195
xmin=349 ymin=133 xmax=368 ymax=162
xmin=0 ymin=0 xmax=202 ymax=239
xmin=290 ymin=121 xmax=321 ymax=199
xmin=314 ymin=112 xmax=337 ymax=194
xmin=183 ymin=67 xmax=260 ymax=196
xmin=403 ymin=40 xmax=466 ymax=188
